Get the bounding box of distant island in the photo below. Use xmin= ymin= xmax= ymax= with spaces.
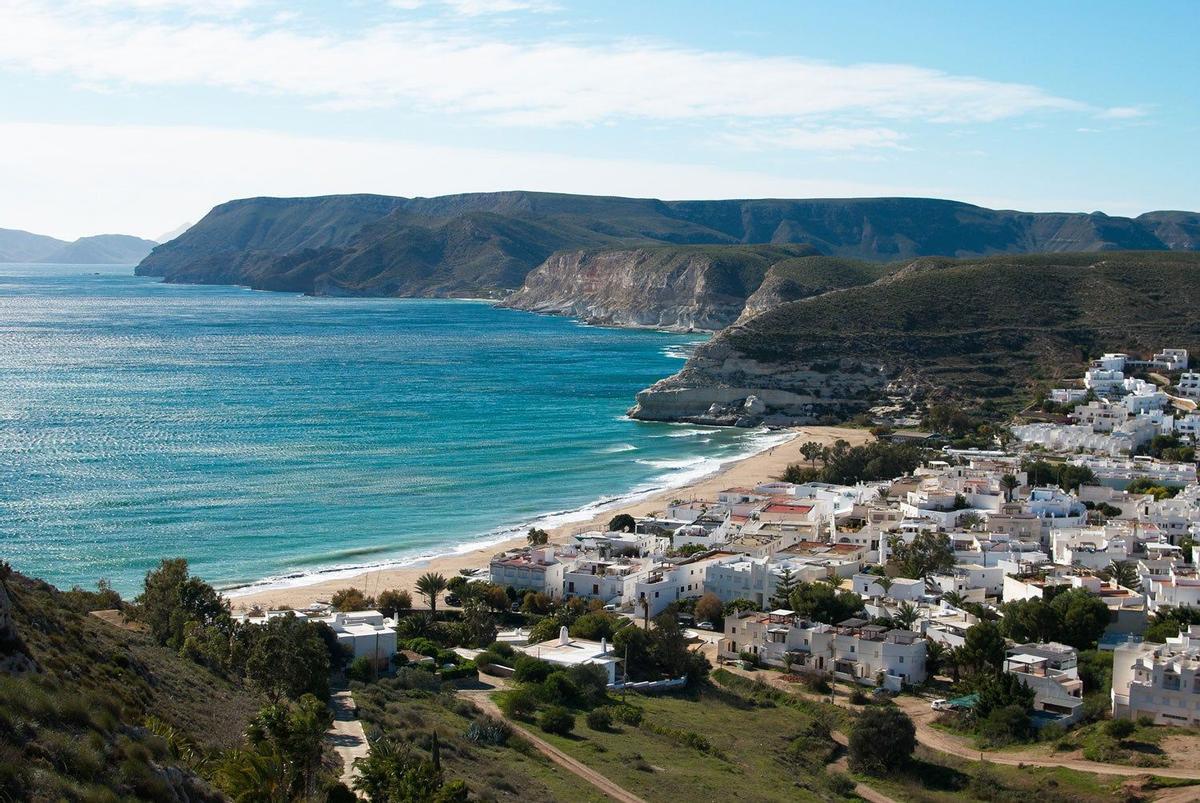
xmin=0 ymin=227 xmax=158 ymax=264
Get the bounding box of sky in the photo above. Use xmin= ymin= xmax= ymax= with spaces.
xmin=0 ymin=0 xmax=1197 ymax=240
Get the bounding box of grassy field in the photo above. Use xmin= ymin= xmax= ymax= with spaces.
xmin=528 ymin=679 xmax=850 ymax=803
xmin=353 ymin=678 xmax=607 ymax=803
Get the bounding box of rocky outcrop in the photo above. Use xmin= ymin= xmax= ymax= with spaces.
xmin=503 ymin=245 xmax=814 ymax=331
xmin=628 ymin=333 xmax=889 ymax=426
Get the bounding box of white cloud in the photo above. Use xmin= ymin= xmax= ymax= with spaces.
xmin=720 ymin=126 xmax=906 ymax=152
xmin=0 ymin=1 xmax=1083 ymax=127
xmin=0 ymin=122 xmax=929 ymax=240
xmin=1099 ymin=105 xmax=1148 ymax=120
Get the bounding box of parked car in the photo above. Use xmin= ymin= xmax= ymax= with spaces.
xmin=695 ymin=620 xmax=714 ymax=631
xmin=445 ymin=593 xmax=461 ymax=606
xmin=930 ymin=699 xmax=953 ymax=711
xmin=603 ymin=603 xmax=618 ymax=612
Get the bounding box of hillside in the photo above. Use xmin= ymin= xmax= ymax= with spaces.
xmin=134 ymin=192 xmax=1200 ymax=298
xmin=0 ymin=227 xmax=157 ymax=264
xmin=0 ymin=569 xmax=262 ymax=800
xmin=629 ymin=251 xmax=1200 ymax=425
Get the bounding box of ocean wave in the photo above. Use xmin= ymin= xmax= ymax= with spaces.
xmin=597 ymin=443 xmax=638 ymax=453
xmin=224 ymin=426 xmax=799 ymax=600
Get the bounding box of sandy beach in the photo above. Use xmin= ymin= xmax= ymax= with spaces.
xmin=228 ymin=425 xmax=872 ymax=612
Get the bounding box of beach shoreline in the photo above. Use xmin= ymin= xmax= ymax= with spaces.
xmin=227 ymin=425 xmax=872 ymax=612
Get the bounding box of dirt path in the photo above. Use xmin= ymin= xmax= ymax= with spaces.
xmin=460 ymin=689 xmax=647 ymax=803
xmin=710 ymin=657 xmax=1200 ymax=784
xmin=327 ymin=689 xmax=369 ymax=789
xmin=890 ymin=695 xmax=1200 ymax=781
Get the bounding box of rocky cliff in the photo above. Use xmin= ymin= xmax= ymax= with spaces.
xmin=502 ymin=244 xmax=819 ymax=331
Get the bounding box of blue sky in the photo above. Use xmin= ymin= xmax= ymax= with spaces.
xmin=0 ymin=0 xmax=1196 ymax=239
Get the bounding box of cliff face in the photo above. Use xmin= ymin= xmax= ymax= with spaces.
xmin=503 ymin=244 xmax=818 ymax=331
xmin=630 ymin=251 xmax=1200 ymax=426
xmin=135 ymin=192 xmax=1200 ymax=298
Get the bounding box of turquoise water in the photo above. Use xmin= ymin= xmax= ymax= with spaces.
xmin=0 ymin=264 xmax=780 ymax=595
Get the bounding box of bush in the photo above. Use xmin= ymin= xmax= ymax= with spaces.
xmin=608 ymin=705 xmax=643 ymax=726
xmin=1136 ymin=713 xmax=1155 ymax=727
xmin=486 ymin=641 xmax=516 ymax=659
xmin=402 ymin=637 xmax=440 ymax=658
xmin=538 ymin=706 xmax=575 ymax=735
xmin=537 ymin=672 xmax=579 ymax=706
xmin=474 ymin=650 xmax=504 ymax=674
xmin=849 ymin=689 xmax=869 ymax=705
xmin=848 ymin=706 xmax=915 ymax=775
xmin=436 ymin=649 xmax=459 ymax=666
xmin=737 ymin=650 xmax=758 ymax=667
xmin=439 ymin=661 xmax=477 ymax=681
xmin=1107 ymin=718 xmax=1136 ymax=739
xmin=825 ymin=771 xmax=856 ymax=797
xmin=803 ymin=674 xmax=832 ymax=694
xmin=464 ymin=716 xmax=512 ymax=746
xmin=496 ymin=688 xmax=537 ymax=720
xmin=513 ymin=655 xmax=555 ymax=684
xmin=585 ymin=708 xmax=612 ymax=731
xmin=978 ymin=704 xmax=1034 ymax=747
xmin=348 ymin=656 xmax=374 ymax=683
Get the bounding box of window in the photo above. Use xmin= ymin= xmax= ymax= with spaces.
xmin=568 ymin=581 xmax=574 ymax=593
xmin=592 ymin=584 xmax=599 ymax=595
xmin=899 ymin=656 xmax=904 ymax=663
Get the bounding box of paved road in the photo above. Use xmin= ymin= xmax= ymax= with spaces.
xmin=327 ymin=689 xmax=369 ymax=789
xmin=460 ymin=689 xmax=648 ymax=803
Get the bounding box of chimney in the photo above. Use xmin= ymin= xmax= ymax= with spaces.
xmin=600 ymin=637 xmax=607 ymax=655
xmin=559 ymin=625 xmax=569 ymax=646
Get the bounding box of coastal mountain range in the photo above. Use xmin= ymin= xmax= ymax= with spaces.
xmin=0 ymin=227 xmax=158 ymax=264
xmin=133 ymin=191 xmax=1200 ymax=424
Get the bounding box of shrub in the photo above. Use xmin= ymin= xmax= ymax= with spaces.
xmin=585 ymin=708 xmax=612 ymax=731
xmin=1107 ymin=718 xmax=1136 ymax=739
xmin=737 ymin=650 xmax=758 ymax=667
xmin=486 ymin=641 xmax=516 ymax=659
xmin=496 ymin=688 xmax=537 ymax=720
xmin=848 ymin=706 xmax=915 ymax=775
xmin=402 ymin=638 xmax=440 ymax=658
xmin=803 ymin=674 xmax=832 ymax=694
xmin=512 ymin=655 xmax=555 ymax=684
xmin=609 ymin=705 xmax=643 ymax=726
xmin=849 ymin=689 xmax=869 ymax=705
xmin=348 ymin=656 xmax=374 ymax=683
xmin=439 ymin=661 xmax=477 ymax=681
xmin=474 ymin=650 xmax=504 ymax=674
xmin=465 ymin=716 xmax=512 ymax=746
xmin=537 ymin=672 xmax=579 ymax=706
xmin=825 ymin=771 xmax=856 ymax=797
xmin=1136 ymin=713 xmax=1155 ymax=727
xmin=978 ymin=704 xmax=1034 ymax=747
xmin=538 ymin=706 xmax=575 ymax=735
xmin=435 ymin=649 xmax=459 ymax=666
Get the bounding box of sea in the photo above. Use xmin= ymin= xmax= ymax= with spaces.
xmin=0 ymin=264 xmax=788 ymax=596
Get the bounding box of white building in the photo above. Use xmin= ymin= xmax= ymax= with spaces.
xmin=1178 ymin=372 xmax=1200 ymax=400
xmin=1153 ymin=349 xmax=1189 ymax=372
xmin=852 ymin=573 xmax=925 ymax=602
xmin=490 ymin=547 xmax=568 ymax=599
xmin=1112 ymin=626 xmax=1200 ymax=725
xmin=519 ymin=626 xmax=624 ymax=684
xmin=1005 ymin=642 xmax=1085 ymax=725
xmin=719 ymin=610 xmax=926 ymax=689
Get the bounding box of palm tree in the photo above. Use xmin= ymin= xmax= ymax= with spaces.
xmin=415 ymin=572 xmax=448 ymax=618
xmin=941 ymin=591 xmax=966 ymax=609
xmin=526 ymin=527 xmax=549 ymax=546
xmin=944 ymin=645 xmax=965 ymax=683
xmin=1105 ymin=560 xmax=1140 ymax=591
xmin=999 ymin=474 xmax=1020 ymax=503
xmin=924 ymin=639 xmax=946 ymax=677
xmin=874 ymin=576 xmax=894 ymax=599
xmin=639 ymin=594 xmax=650 ymax=629
xmin=893 ymin=600 xmax=920 ymax=630
xmin=214 ymin=748 xmax=289 ymax=803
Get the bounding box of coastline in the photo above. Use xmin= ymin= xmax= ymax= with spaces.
xmin=227 ymin=424 xmax=872 ymax=612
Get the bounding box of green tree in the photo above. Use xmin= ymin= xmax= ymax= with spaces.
xmin=136 ymin=558 xmax=230 ymax=649
xmin=999 ymin=474 xmax=1020 ymax=503
xmin=244 ymin=613 xmax=332 ymax=702
xmin=245 ymin=694 xmax=333 ymax=799
xmin=974 ymin=670 xmax=1035 ymax=720
xmin=999 ymin=597 xmax=1062 ymax=644
xmin=893 ymin=600 xmax=920 ymax=630
xmin=415 ymin=572 xmax=448 ymax=618
xmin=769 ymin=567 xmax=799 ymax=609
xmin=526 ymin=527 xmax=549 ymax=546
xmin=1103 ymin=560 xmax=1140 ymax=591
xmin=1049 ymin=588 xmax=1111 ymax=650
xmin=376 ymin=589 xmax=412 ymax=617
xmin=608 ymin=513 xmax=636 ymax=533
xmin=887 ymin=532 xmax=955 ymax=579
xmin=799 ymin=441 xmax=825 ymax=467
xmin=962 ymin=621 xmax=1006 ymax=674
xmin=788 ymin=581 xmax=864 ymax=625
xmin=354 ymin=739 xmax=467 ymax=803
xmin=848 ymin=706 xmax=915 ymax=775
